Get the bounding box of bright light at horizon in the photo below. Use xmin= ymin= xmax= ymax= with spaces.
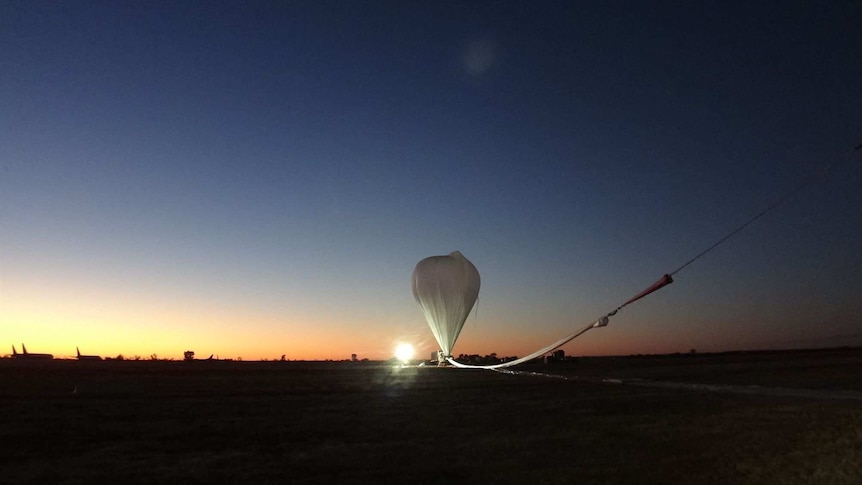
xmin=395 ymin=343 xmax=414 ymax=363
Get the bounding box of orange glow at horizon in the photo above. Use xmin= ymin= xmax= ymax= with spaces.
xmin=0 ymin=280 xmax=693 ymax=361
xmin=4 ymin=272 xmax=834 ymax=362
xmin=0 ymin=280 xmax=424 ymax=361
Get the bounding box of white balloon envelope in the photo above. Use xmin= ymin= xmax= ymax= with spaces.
xmin=412 ymin=251 xmax=481 ymax=358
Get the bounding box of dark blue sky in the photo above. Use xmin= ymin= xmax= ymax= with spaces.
xmin=2 ymin=1 xmax=861 ymax=359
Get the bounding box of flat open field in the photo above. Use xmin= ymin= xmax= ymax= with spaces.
xmin=2 ymin=348 xmax=861 ymax=484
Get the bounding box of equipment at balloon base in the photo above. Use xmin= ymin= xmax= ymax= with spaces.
xmin=434 ymin=350 xmax=450 ymax=366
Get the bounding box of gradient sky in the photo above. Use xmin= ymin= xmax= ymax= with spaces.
xmin=2 ymin=1 xmax=861 ymax=360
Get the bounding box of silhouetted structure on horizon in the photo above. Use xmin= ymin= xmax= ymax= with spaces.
xmin=184 ymin=351 xmax=215 ymax=361
xmin=453 ymin=353 xmax=518 ymax=366
xmin=76 ymin=347 xmax=102 ymax=361
xmin=11 ymin=344 xmax=53 ymax=360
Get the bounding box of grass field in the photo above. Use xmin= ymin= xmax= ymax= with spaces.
xmin=2 ymin=348 xmax=861 ymax=484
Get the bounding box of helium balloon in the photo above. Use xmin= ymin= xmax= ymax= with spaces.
xmin=412 ymin=251 xmax=481 ymax=358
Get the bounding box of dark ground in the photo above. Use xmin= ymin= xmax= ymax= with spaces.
xmin=1 ymin=348 xmax=861 ymax=484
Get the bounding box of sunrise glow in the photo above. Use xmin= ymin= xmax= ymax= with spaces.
xmin=2 ymin=2 xmax=860 ymax=363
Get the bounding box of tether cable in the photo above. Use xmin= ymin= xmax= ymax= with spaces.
xmin=671 ymin=142 xmax=860 ymax=276
xmin=450 ymin=141 xmax=861 ymax=370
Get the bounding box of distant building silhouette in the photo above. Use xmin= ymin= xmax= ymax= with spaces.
xmin=542 ymin=349 xmax=576 ymax=364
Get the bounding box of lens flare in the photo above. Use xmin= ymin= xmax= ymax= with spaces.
xmin=395 ymin=343 xmax=414 ymax=362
